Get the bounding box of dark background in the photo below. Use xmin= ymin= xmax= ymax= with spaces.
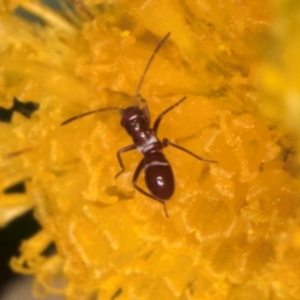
xmin=0 ymin=211 xmax=41 ymax=297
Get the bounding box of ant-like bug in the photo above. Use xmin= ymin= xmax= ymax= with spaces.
xmin=61 ymin=32 xmax=216 ymax=217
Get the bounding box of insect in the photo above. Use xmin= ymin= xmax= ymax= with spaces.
xmin=61 ymin=32 xmax=216 ymax=217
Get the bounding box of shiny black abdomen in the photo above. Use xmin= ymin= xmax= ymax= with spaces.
xmin=144 ymin=152 xmax=174 ymax=200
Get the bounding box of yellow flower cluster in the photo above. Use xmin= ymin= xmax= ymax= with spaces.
xmin=0 ymin=0 xmax=299 ymax=299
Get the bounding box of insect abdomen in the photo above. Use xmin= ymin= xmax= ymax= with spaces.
xmin=144 ymin=153 xmax=174 ymax=200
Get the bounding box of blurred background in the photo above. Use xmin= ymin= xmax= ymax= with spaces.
xmin=0 ymin=211 xmax=63 ymax=300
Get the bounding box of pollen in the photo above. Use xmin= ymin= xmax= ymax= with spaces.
xmin=1 ymin=0 xmax=300 ymax=299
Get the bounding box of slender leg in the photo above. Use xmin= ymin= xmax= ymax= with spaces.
xmin=115 ymin=144 xmax=136 ymax=178
xmin=132 ymin=159 xmax=169 ymax=218
xmin=153 ymin=97 xmax=187 ymax=133
xmin=163 ymin=138 xmax=217 ymax=164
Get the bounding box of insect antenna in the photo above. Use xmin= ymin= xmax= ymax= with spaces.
xmin=74 ymin=0 xmax=94 ymax=19
xmin=133 ymin=32 xmax=171 ymax=107
xmin=6 ymin=147 xmax=32 ymax=159
xmin=61 ymin=107 xmax=123 ymax=126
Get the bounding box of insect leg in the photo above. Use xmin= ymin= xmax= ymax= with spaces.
xmin=115 ymin=144 xmax=136 ymax=178
xmin=132 ymin=159 xmax=169 ymax=218
xmin=162 ymin=138 xmax=217 ymax=164
xmin=153 ymin=97 xmax=187 ymax=133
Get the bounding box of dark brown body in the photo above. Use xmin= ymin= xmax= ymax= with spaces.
xmin=120 ymin=106 xmax=174 ymax=200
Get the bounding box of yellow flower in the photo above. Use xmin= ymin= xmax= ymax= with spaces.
xmin=0 ymin=0 xmax=299 ymax=299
